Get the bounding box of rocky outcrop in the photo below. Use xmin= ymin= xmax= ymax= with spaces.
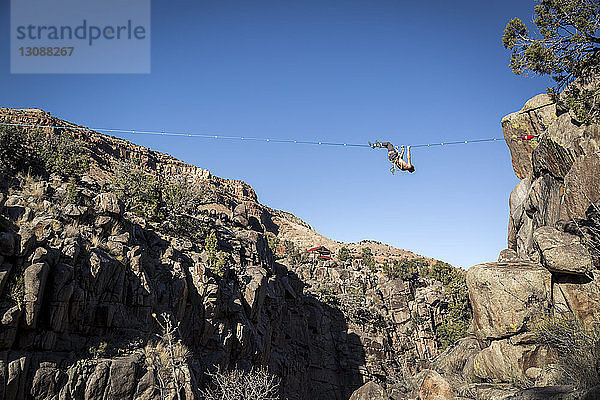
xmin=418 ymin=370 xmax=454 ymax=400
xmin=348 ymin=381 xmax=388 ymax=400
xmin=501 ymin=94 xmax=557 ymax=179
xmin=448 ymin=91 xmax=600 ymax=398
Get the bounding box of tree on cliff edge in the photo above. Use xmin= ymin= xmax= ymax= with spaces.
xmin=503 ymin=0 xmax=600 ymax=122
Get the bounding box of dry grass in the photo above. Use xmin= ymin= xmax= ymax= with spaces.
xmin=110 ymin=222 xmax=123 ymax=237
xmin=88 ymin=233 xmax=109 ymax=252
xmin=18 ymin=172 xmax=45 ymax=201
xmin=534 ymin=309 xmax=600 ymax=390
xmin=63 ymin=221 xmax=81 ymax=238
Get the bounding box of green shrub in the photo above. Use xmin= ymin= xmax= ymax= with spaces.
xmin=383 ymin=258 xmax=427 ymax=280
xmin=283 ymin=240 xmax=307 ymax=266
xmin=0 ymin=126 xmax=88 ymax=177
xmin=265 ymin=232 xmax=279 ymax=256
xmin=163 ymin=177 xmax=207 ymax=216
xmin=169 ymin=214 xmax=208 ymax=244
xmin=65 ymin=177 xmax=79 ymax=204
xmin=205 ymin=231 xmax=228 ymax=278
xmin=9 ymin=274 xmax=24 ymax=310
xmin=111 ymin=161 xmax=162 ymax=221
xmin=425 ymin=261 xmax=471 ymax=350
xmin=313 ymin=284 xmax=338 ymax=307
xmin=360 ymin=247 xmax=375 ymax=270
xmin=0 ymin=125 xmax=29 ymax=172
xmin=337 ymin=287 xmax=385 ymax=328
xmin=502 ymin=0 xmax=600 ymax=123
xmin=34 ymin=130 xmax=89 ymax=177
xmin=89 ymin=342 xmax=108 ymax=359
xmin=337 ymin=246 xmax=352 ymax=262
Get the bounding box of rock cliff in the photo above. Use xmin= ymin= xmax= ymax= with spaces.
xmin=0 ymin=108 xmax=465 ymax=399
xmin=374 ymin=93 xmax=600 ymax=400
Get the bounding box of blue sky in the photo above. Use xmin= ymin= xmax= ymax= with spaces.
xmin=0 ymin=0 xmax=551 ymax=268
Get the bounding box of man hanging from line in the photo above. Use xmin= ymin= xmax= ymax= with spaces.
xmin=370 ymin=141 xmax=415 ymax=174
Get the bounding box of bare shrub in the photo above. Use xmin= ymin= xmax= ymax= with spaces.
xmin=200 ymin=366 xmax=280 ymax=400
xmin=144 ymin=312 xmax=191 ymax=400
xmin=534 ymin=310 xmax=600 ymax=390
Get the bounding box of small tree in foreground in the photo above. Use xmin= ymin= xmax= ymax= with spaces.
xmin=200 ymin=367 xmax=280 ymax=400
xmin=503 ymin=0 xmax=600 ymax=123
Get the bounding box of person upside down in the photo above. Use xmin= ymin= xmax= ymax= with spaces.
xmin=370 ymin=141 xmax=415 ymax=173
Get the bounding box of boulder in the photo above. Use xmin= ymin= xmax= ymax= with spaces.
xmin=498 ymin=249 xmax=520 ymax=263
xmin=527 ymin=174 xmax=564 ymax=235
xmin=106 ymin=357 xmax=139 ymax=399
xmin=507 ymin=178 xmax=534 ymax=259
xmin=418 ymin=370 xmax=454 ymax=400
xmin=510 ymin=386 xmax=576 ymax=400
xmin=85 ymin=361 xmax=110 ymax=399
xmin=467 ymin=263 xmax=552 ymax=340
xmin=4 ymin=205 xmax=27 ymax=222
xmin=473 ymin=339 xmax=550 ymax=383
xmin=29 ymin=247 xmax=59 ymax=267
xmin=554 ymin=271 xmax=600 ymax=326
xmin=241 ymin=266 xmax=268 ymax=321
xmin=233 ymin=204 xmax=249 ymax=227
xmin=31 ymin=366 xmax=65 ymax=400
xmin=109 ymin=232 xmax=130 ymax=244
xmin=582 ymin=386 xmax=600 ymax=400
xmin=18 ymin=226 xmax=36 ymax=257
xmin=435 ymin=337 xmax=482 ymax=381
xmin=94 ymin=193 xmax=124 ymax=216
xmin=24 ymin=262 xmax=50 ymax=328
xmin=349 ymin=381 xmax=387 ymax=400
xmin=31 ymin=218 xmax=60 ymax=243
xmin=533 ymin=226 xmax=593 ymax=276
xmin=0 ymin=306 xmax=21 ymax=347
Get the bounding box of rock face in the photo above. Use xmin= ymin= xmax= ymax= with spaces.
xmin=467 ymin=262 xmax=551 ymax=340
xmin=0 ymin=108 xmax=460 ymax=400
xmin=457 ymin=92 xmax=600 ymax=397
xmin=533 ymin=226 xmax=593 ymax=276
xmin=501 ymin=94 xmax=557 ymax=180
